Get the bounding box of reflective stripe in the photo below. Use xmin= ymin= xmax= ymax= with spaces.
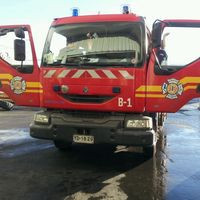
xmin=1 ymin=81 xmax=9 ymax=85
xmin=72 ymin=70 xmax=85 ymax=78
xmin=44 ymin=69 xmax=135 ymax=79
xmin=180 ymin=77 xmax=200 ymax=84
xmin=135 ymin=94 xmax=145 ymax=97
xmin=44 ymin=70 xmax=56 ymax=78
xmin=146 ymin=94 xmax=165 ymax=98
xmin=184 ymin=85 xmax=197 ymax=91
xmin=136 ymin=85 xmax=161 ymax=92
xmin=0 ymin=74 xmax=13 ymax=80
xmin=119 ymin=70 xmax=134 ymax=79
xmin=102 ymin=70 xmax=117 ymax=79
xmin=58 ymin=70 xmax=71 ymax=78
xmin=25 ymin=89 xmax=43 ymax=93
xmin=26 ymin=82 xmax=43 ymax=88
xmin=87 ymin=70 xmax=101 ymax=79
xmin=135 ymin=94 xmax=165 ymax=98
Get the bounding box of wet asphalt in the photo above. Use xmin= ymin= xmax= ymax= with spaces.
xmin=0 ymin=101 xmax=200 ymax=200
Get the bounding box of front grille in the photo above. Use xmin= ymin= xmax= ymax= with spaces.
xmin=71 ymin=111 xmax=108 ymax=119
xmin=61 ymin=94 xmax=113 ymax=104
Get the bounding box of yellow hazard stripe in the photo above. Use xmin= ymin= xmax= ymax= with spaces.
xmin=180 ymin=77 xmax=200 ymax=85
xmin=184 ymin=85 xmax=197 ymax=91
xmin=0 ymin=74 xmax=13 ymax=80
xmin=135 ymin=93 xmax=165 ymax=98
xmin=25 ymin=89 xmax=43 ymax=93
xmin=136 ymin=77 xmax=200 ymax=93
xmin=26 ymin=82 xmax=43 ymax=88
xmin=146 ymin=94 xmax=165 ymax=98
xmin=137 ymin=84 xmax=198 ymax=93
xmin=1 ymin=78 xmax=42 ymax=89
xmin=1 ymin=81 xmax=9 ymax=85
xmin=135 ymin=86 xmax=145 ymax=92
xmin=136 ymin=85 xmax=162 ymax=92
xmin=1 ymin=81 xmax=42 ymax=89
xmin=135 ymin=94 xmax=145 ymax=97
xmin=0 ymin=73 xmax=42 ymax=88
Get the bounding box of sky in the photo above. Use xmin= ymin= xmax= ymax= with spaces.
xmin=1 ymin=0 xmax=200 ymax=61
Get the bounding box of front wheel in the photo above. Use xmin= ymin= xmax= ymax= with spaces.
xmin=143 ymin=145 xmax=156 ymax=158
xmin=53 ymin=140 xmax=72 ymax=151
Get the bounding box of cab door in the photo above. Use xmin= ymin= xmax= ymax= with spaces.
xmin=0 ymin=25 xmax=41 ymax=107
xmin=143 ymin=20 xmax=200 ymax=112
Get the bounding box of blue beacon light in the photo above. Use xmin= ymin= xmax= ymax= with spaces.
xmin=123 ymin=5 xmax=129 ymax=14
xmin=72 ymin=8 xmax=79 ymax=16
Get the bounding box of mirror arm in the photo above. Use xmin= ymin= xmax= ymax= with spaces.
xmin=152 ymin=49 xmax=162 ymax=70
xmin=20 ymin=61 xmax=23 ymax=68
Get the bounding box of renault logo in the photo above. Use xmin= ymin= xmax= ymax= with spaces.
xmin=83 ymin=87 xmax=89 ymax=93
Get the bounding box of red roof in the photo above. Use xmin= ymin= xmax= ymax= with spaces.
xmin=51 ymin=14 xmax=143 ymax=26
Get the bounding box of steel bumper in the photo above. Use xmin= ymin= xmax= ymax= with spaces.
xmin=30 ymin=112 xmax=155 ymax=147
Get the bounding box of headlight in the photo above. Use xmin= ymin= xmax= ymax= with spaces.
xmin=126 ymin=118 xmax=152 ymax=129
xmin=34 ymin=113 xmax=49 ymax=124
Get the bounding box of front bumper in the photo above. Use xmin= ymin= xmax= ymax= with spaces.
xmin=30 ymin=111 xmax=155 ymax=147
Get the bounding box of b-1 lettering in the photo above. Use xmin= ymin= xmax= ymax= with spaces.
xmin=118 ymin=97 xmax=132 ymax=107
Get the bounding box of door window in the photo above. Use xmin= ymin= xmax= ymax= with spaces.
xmin=160 ymin=27 xmax=200 ymax=66
xmin=0 ymin=29 xmax=33 ymax=67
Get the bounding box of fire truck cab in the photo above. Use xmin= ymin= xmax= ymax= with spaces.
xmin=0 ymin=10 xmax=200 ymax=156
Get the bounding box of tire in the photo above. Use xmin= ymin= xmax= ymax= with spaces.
xmin=53 ymin=140 xmax=72 ymax=151
xmin=143 ymin=145 xmax=156 ymax=158
xmin=0 ymin=101 xmax=14 ymax=111
xmin=143 ymin=127 xmax=157 ymax=157
xmin=158 ymin=112 xmax=167 ymax=131
xmin=150 ymin=113 xmax=158 ymax=133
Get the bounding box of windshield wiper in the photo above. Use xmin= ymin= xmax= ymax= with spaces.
xmin=76 ymin=57 xmax=134 ymax=67
xmin=43 ymin=61 xmax=80 ymax=67
xmin=44 ymin=55 xmax=135 ymax=68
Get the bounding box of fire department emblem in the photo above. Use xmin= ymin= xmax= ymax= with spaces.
xmin=162 ymin=78 xmax=183 ymax=99
xmin=10 ymin=76 xmax=26 ymax=94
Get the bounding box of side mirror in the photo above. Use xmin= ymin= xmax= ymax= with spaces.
xmin=152 ymin=21 xmax=162 ymax=48
xmin=15 ymin=28 xmax=25 ymax=39
xmin=14 ymin=39 xmax=25 ymax=61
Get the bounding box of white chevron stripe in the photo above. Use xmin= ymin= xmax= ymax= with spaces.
xmin=119 ymin=70 xmax=134 ymax=79
xmin=58 ymin=70 xmax=71 ymax=78
xmin=72 ymin=70 xmax=85 ymax=78
xmin=44 ymin=69 xmax=134 ymax=80
xmin=87 ymin=70 xmax=101 ymax=79
xmin=44 ymin=70 xmax=56 ymax=78
xmin=102 ymin=70 xmax=117 ymax=79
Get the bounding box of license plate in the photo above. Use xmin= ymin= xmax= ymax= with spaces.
xmin=73 ymin=134 xmax=94 ymax=144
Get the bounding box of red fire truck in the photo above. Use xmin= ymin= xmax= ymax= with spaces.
xmin=0 ymin=9 xmax=200 ymax=156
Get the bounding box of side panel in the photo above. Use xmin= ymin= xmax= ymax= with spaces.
xmin=145 ymin=54 xmax=200 ymax=112
xmin=0 ymin=25 xmax=41 ymax=107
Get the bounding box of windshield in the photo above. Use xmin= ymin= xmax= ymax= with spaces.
xmin=42 ymin=22 xmax=144 ymax=68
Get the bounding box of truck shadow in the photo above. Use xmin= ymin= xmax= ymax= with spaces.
xmin=0 ymin=131 xmax=167 ymax=200
xmin=60 ymin=133 xmax=167 ymax=200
